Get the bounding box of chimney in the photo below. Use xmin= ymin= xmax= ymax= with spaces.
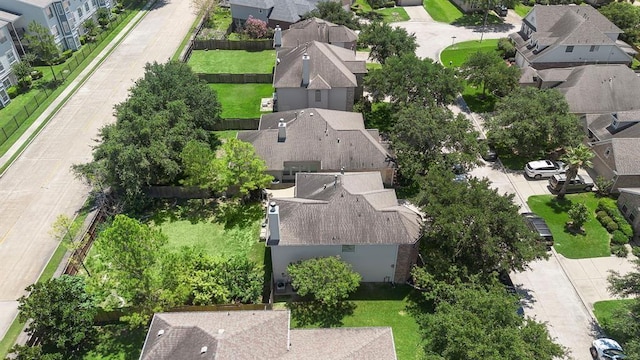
xmin=278 ymin=118 xmax=286 ymax=142
xmin=267 ymin=202 xmax=280 ymax=245
xmin=274 ymin=25 xmax=282 ymax=48
xmin=302 ymin=52 xmax=310 ymax=87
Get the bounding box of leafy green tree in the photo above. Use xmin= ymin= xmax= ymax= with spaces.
xmin=8 ymin=344 xmax=63 ymax=360
xmin=73 ymin=61 xmax=221 ymax=210
xmin=461 ymin=51 xmax=519 ymax=97
xmin=49 ymin=214 xmax=91 ymax=275
xmin=288 ymin=256 xmax=361 ymax=305
xmin=182 ymin=138 xmax=272 ymax=197
xmin=24 ymin=21 xmax=60 ymax=80
xmin=93 ymin=214 xmax=167 ymax=326
xmin=415 ymin=166 xmax=549 ymax=276
xmin=358 ymin=22 xmax=417 ymax=64
xmin=17 ymin=276 xmax=96 ymax=357
xmin=497 ymin=37 xmax=516 ymax=58
xmin=365 ymin=54 xmax=463 ymax=107
xmin=606 ymin=259 xmax=640 ymax=358
xmin=161 ymin=248 xmax=264 ymax=305
xmin=82 ymin=18 xmax=98 ymax=38
xmin=412 ymin=269 xmax=566 ymax=360
xmin=567 ymin=202 xmax=589 ymax=231
xmin=303 ymin=1 xmax=360 ymax=30
xmin=558 ymin=144 xmax=594 ymax=199
xmin=600 ymin=2 xmax=640 ymax=44
xmin=11 ymin=53 xmax=36 ymax=89
xmin=486 ymin=87 xmax=582 ymax=158
xmin=390 ymin=104 xmax=481 ymax=182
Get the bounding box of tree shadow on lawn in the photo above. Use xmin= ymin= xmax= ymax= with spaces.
xmin=452 ymin=13 xmax=503 ymax=27
xmin=544 ymin=196 xmax=574 ymax=215
xmin=84 ymin=324 xmax=146 ymax=359
xmin=288 ymin=301 xmax=357 ymax=327
xmin=214 ymin=201 xmax=264 ymax=229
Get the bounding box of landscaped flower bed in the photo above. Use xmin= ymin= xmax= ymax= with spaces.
xmin=595 ymin=198 xmax=634 ymax=257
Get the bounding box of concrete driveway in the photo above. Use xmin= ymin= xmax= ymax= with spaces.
xmin=0 ymin=0 xmax=196 ymax=340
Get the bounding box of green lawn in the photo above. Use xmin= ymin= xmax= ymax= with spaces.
xmin=461 ymin=84 xmax=497 ymax=113
xmin=149 ymin=201 xmax=265 ymax=264
xmin=376 ymin=7 xmax=411 ymax=22
xmin=452 ymin=12 xmax=504 ymax=26
xmin=514 ymin=3 xmax=531 ymax=17
xmin=213 ymin=130 xmax=239 ymax=140
xmin=366 ymin=62 xmax=382 ymax=71
xmin=593 ymin=299 xmax=635 ymax=341
xmin=528 ymin=193 xmax=611 ymax=259
xmin=288 ymin=284 xmax=422 ymax=360
xmin=209 ymin=83 xmax=273 ymax=119
xmin=355 ymin=0 xmax=373 ymax=11
xmin=188 ymin=50 xmax=276 ymax=74
xmin=423 ymin=0 xmax=463 ymax=23
xmin=440 ymin=38 xmax=500 ymax=67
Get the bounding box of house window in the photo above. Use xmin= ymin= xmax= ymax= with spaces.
xmin=0 ymin=89 xmax=9 ymax=103
xmin=565 ymin=46 xmax=574 ymax=53
xmin=6 ymin=50 xmax=16 ymax=64
xmin=62 ymin=21 xmax=70 ymax=34
xmin=590 ymin=45 xmax=599 ymax=52
xmin=78 ymin=7 xmax=83 ymax=18
xmin=0 ymin=62 xmax=4 ymax=73
xmin=315 ymin=90 xmax=321 ymax=102
xmin=55 ymin=2 xmax=64 ymax=15
xmin=85 ymin=2 xmax=90 ymax=11
xmin=0 ymin=33 xmax=6 ymax=44
xmin=92 ymin=0 xmax=97 ymax=5
xmin=623 ymin=205 xmax=629 ymax=214
xmin=631 ymin=213 xmax=636 ymax=222
xmin=46 ymin=6 xmax=54 ymax=18
xmin=605 ymin=147 xmax=612 ymax=158
xmin=2 ymin=78 xmax=10 ymax=88
xmin=342 ymin=245 xmax=355 ymax=253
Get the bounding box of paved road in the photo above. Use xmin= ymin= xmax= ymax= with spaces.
xmin=0 ymin=0 xmax=196 ymax=340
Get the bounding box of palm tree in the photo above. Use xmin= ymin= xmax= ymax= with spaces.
xmin=558 ymin=144 xmax=594 ymax=199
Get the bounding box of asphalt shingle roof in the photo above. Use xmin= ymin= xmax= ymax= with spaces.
xmin=586 ymin=110 xmax=640 ymax=141
xmin=593 ymin=138 xmax=640 ymax=175
xmin=237 ymin=108 xmax=393 ymax=173
xmin=272 ymin=172 xmax=422 ymax=246
xmin=281 ymin=17 xmax=357 ymax=48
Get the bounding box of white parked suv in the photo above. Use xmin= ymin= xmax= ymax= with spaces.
xmin=590 ymin=338 xmax=627 ymax=359
xmin=524 ymin=160 xmax=566 ymax=179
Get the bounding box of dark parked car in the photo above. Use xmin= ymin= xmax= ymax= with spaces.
xmin=495 ymin=4 xmax=508 ymax=16
xmin=478 ymin=139 xmax=498 ymax=162
xmin=521 ymin=212 xmax=553 ymax=247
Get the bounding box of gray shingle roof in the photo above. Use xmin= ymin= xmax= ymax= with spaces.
xmin=272 ymin=172 xmax=422 ymax=246
xmin=283 ymin=327 xmax=398 ymax=359
xmin=140 ymin=310 xmax=398 ymax=359
xmin=140 ymin=311 xmax=290 ymax=360
xmin=593 ymin=138 xmax=640 ymax=175
xmin=228 ymin=0 xmax=274 ymax=9
xmin=586 ymin=110 xmax=640 ymax=141
xmin=282 ymin=18 xmax=358 ymax=48
xmin=514 ymin=5 xmax=622 ymax=63
xmin=274 ymin=41 xmax=361 ymax=88
xmin=237 ymin=108 xmax=393 ymax=172
xmin=553 ymin=65 xmax=640 ymax=114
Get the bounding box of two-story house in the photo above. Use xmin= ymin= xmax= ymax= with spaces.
xmin=273 ymin=40 xmax=366 ymax=112
xmin=0 ymin=15 xmax=21 ymax=107
xmin=510 ymin=4 xmax=634 ymax=70
xmin=228 ymin=0 xmax=351 ymax=29
xmin=1 ymin=0 xmax=112 ymax=52
xmin=274 ymin=17 xmax=358 ymax=50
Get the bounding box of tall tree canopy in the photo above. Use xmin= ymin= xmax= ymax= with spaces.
xmin=358 ymin=22 xmax=417 ymax=64
xmin=412 ymin=269 xmax=566 ymax=360
xmin=390 ymin=104 xmax=481 ymax=182
xmin=600 ymin=2 xmax=640 ymax=44
xmin=486 ymin=87 xmax=581 ymax=158
xmin=365 ymin=54 xmax=463 ymax=107
xmin=303 ymin=1 xmax=360 ymax=29
xmin=181 ymin=138 xmax=272 ymax=196
xmin=415 ymin=166 xmax=548 ymax=276
xmin=558 ymin=144 xmax=593 ymax=199
xmin=17 ymin=276 xmax=96 ymax=357
xmin=461 ymin=50 xmax=519 ymax=97
xmin=73 ymin=61 xmax=221 ymax=210
xmin=24 ymin=21 xmax=60 ymax=79
xmin=606 ymin=259 xmax=640 ymax=358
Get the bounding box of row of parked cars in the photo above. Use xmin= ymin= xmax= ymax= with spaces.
xmin=524 ymin=160 xmax=594 ymax=193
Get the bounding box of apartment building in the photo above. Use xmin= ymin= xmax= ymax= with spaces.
xmin=0 ymin=16 xmax=21 ymax=107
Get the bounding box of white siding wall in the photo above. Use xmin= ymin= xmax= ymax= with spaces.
xmin=271 ymin=244 xmax=399 ymax=283
xmin=536 ymin=44 xmax=631 ymax=64
xmin=230 ymin=4 xmax=269 ymax=22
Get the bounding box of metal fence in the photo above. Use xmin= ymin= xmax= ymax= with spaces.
xmin=63 ymin=205 xmax=107 ymax=276
xmin=0 ymin=10 xmax=130 ymax=148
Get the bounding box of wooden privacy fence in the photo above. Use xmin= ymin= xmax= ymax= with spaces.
xmin=197 ymin=73 xmax=273 ymax=83
xmin=194 ymin=39 xmax=274 ymax=51
xmin=63 ymin=206 xmax=107 ymax=276
xmin=212 ymin=118 xmax=260 ymax=131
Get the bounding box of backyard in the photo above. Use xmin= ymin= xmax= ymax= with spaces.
xmin=188 ymin=50 xmax=276 ymax=74
xmin=528 ymin=193 xmax=611 ymax=259
xmin=423 ymin=0 xmax=462 ymax=23
xmin=284 ymin=284 xmax=422 ymax=360
xmin=209 ymin=83 xmax=274 ymax=119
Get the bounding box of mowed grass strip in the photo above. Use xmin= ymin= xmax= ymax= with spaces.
xmin=528 ymin=193 xmax=611 ymax=259
xmin=188 ymin=50 xmax=276 ymax=74
xmin=209 ymin=83 xmax=273 ymax=119
xmin=423 ymin=0 xmax=463 ymax=23
xmin=376 ymin=7 xmax=410 ymax=22
xmin=593 ymin=299 xmax=635 ymax=342
xmin=440 ymin=38 xmax=500 ymax=67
